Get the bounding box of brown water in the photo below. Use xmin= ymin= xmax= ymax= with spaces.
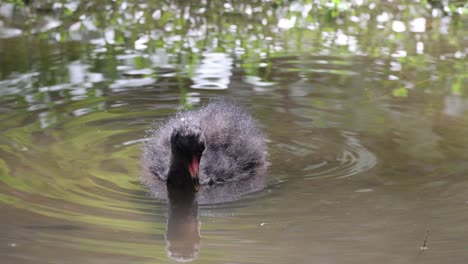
xmin=1 ymin=0 xmax=467 ymax=263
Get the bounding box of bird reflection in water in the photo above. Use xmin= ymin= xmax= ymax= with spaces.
xmin=165 ymin=188 xmax=200 ymax=262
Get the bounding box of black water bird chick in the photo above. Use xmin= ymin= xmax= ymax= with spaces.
xmin=141 ymin=100 xmax=268 ymax=203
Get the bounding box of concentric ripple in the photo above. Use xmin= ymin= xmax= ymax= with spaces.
xmin=302 ymin=131 xmax=377 ymax=180
xmin=0 ymin=107 xmax=163 ymax=232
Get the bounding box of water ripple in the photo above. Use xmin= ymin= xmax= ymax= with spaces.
xmin=0 ymin=105 xmax=165 ymax=233
xmin=303 ymin=131 xmax=377 ymax=180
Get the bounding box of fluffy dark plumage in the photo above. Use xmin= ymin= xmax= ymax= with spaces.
xmin=140 ymin=100 xmax=269 ymax=204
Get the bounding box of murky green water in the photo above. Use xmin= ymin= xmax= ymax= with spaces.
xmin=1 ymin=0 xmax=467 ymax=263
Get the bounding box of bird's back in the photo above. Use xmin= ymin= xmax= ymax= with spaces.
xmin=141 ymin=100 xmax=269 ymax=203
xmin=195 ymin=101 xmax=268 ymax=185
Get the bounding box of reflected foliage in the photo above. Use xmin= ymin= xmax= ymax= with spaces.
xmin=0 ymin=0 xmax=465 ymax=140
xmin=1 ymin=0 xmax=466 ymax=89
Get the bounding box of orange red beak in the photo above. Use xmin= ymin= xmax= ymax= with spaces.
xmin=188 ymin=155 xmax=200 ymax=191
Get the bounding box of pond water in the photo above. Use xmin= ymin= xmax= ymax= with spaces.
xmin=0 ymin=0 xmax=467 ymax=263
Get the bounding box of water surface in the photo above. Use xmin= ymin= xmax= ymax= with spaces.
xmin=0 ymin=0 xmax=467 ymax=263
